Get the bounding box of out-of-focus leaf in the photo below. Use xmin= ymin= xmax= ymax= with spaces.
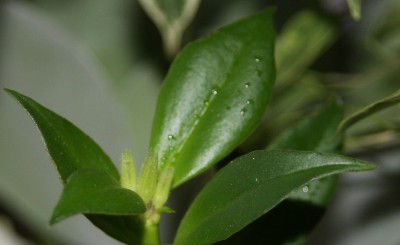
xmin=338 ymin=89 xmax=400 ymax=134
xmin=270 ymin=102 xmax=344 ymax=154
xmin=50 ymin=169 xmax=145 ymax=224
xmin=174 ymin=150 xmax=374 ymax=245
xmin=138 ymin=0 xmax=201 ymax=57
xmin=150 ymin=9 xmax=275 ymax=187
xmin=347 ymin=0 xmax=362 ymax=21
xmin=5 ymin=89 xmax=119 ymax=182
xmin=32 ymin=0 xmax=137 ymax=80
xmin=276 ymin=11 xmax=336 ymax=85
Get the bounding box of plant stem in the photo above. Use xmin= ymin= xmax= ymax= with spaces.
xmin=143 ymin=223 xmax=160 ymax=245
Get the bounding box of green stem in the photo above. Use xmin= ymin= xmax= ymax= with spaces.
xmin=337 ymin=88 xmax=400 ymax=134
xmin=143 ymin=223 xmax=160 ymax=245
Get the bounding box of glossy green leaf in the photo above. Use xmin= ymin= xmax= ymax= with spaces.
xmin=347 ymin=0 xmax=362 ymax=21
xmin=276 ymin=11 xmax=336 ymax=85
xmin=150 ymin=9 xmax=276 ymax=187
xmin=174 ymin=150 xmax=374 ymax=245
xmin=337 ymin=89 xmax=400 ymax=134
xmin=220 ymin=103 xmax=345 ymax=245
xmin=50 ymin=169 xmax=146 ymax=224
xmin=270 ymin=102 xmax=344 ymax=214
xmin=138 ymin=0 xmax=201 ymax=57
xmin=5 ymin=89 xmax=119 ymax=182
xmin=5 ymin=89 xmax=145 ymax=244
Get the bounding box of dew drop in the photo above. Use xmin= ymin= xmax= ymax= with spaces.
xmin=211 ymin=89 xmax=218 ymax=95
xmin=240 ymin=108 xmax=248 ymax=115
xmin=244 ymin=83 xmax=250 ymax=88
xmin=168 ymin=135 xmax=175 ymax=140
xmin=246 ymin=100 xmax=252 ymax=105
xmin=252 ymin=157 xmax=255 ymax=160
xmin=302 ymin=186 xmax=309 ymax=193
xmin=254 ymin=56 xmax=262 ymax=63
xmin=204 ymin=100 xmax=210 ymax=106
xmin=255 ymin=178 xmax=259 ymax=182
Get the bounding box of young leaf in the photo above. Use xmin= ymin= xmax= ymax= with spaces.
xmin=120 ymin=150 xmax=137 ymax=191
xmin=174 ymin=150 xmax=374 ymax=245
xmin=150 ymin=9 xmax=276 ymax=187
xmin=50 ymin=169 xmax=146 ymax=224
xmin=4 ymin=89 xmax=119 ymax=182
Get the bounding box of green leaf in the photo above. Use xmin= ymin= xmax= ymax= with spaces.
xmin=150 ymin=9 xmax=276 ymax=187
xmin=174 ymin=150 xmax=374 ymax=245
xmin=138 ymin=0 xmax=201 ymax=57
xmin=275 ymin=11 xmax=336 ymax=85
xmin=274 ymin=102 xmax=344 ymax=206
xmin=337 ymin=89 xmax=400 ymax=134
xmin=347 ymin=0 xmax=362 ymax=21
xmin=50 ymin=169 xmax=146 ymax=224
xmin=220 ymin=103 xmax=345 ymax=245
xmin=4 ymin=89 xmax=119 ymax=182
xmin=5 ymin=89 xmax=145 ymax=244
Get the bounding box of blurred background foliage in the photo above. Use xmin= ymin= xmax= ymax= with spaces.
xmin=0 ymin=0 xmax=399 ymax=244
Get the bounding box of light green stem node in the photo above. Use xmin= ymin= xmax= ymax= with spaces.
xmin=143 ymin=223 xmax=160 ymax=245
xmin=120 ymin=150 xmax=137 ymax=191
xmin=119 ymin=150 xmax=174 ymax=244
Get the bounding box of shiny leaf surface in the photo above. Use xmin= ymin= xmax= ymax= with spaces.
xmin=175 ymin=150 xmax=374 ymax=245
xmin=150 ymin=9 xmax=275 ymax=187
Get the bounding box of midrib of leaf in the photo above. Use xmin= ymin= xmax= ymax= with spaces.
xmin=169 ymin=38 xmax=255 ymax=170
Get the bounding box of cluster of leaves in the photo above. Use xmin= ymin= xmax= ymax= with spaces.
xmin=4 ymin=1 xmax=400 ymax=244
